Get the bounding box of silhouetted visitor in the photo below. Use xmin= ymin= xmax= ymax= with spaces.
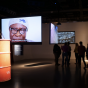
xmin=61 ymin=42 xmax=69 ymax=67
xmin=53 ymin=44 xmax=61 ymax=66
xmin=67 ymin=42 xmax=71 ymax=64
xmin=86 ymin=44 xmax=88 ymax=60
xmin=74 ymin=43 xmax=79 ymax=64
xmin=78 ymin=41 xmax=86 ymax=68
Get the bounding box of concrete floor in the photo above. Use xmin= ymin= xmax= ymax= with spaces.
xmin=0 ymin=59 xmax=88 ymax=88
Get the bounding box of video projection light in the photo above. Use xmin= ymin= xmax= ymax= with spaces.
xmin=58 ymin=32 xmax=75 ymax=43
xmin=0 ymin=39 xmax=11 ymax=82
xmin=50 ymin=23 xmax=58 ymax=44
xmin=1 ymin=16 xmax=42 ymax=45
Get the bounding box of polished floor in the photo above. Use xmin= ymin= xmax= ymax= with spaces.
xmin=0 ymin=59 xmax=88 ymax=88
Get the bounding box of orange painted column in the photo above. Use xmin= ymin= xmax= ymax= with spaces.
xmin=0 ymin=39 xmax=11 ymax=82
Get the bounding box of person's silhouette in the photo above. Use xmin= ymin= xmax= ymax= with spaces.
xmin=53 ymin=44 xmax=61 ymax=66
xmin=67 ymin=42 xmax=71 ymax=64
xmin=74 ymin=43 xmax=79 ymax=64
xmin=78 ymin=41 xmax=86 ymax=68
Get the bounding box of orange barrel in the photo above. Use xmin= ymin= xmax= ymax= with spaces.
xmin=0 ymin=39 xmax=11 ymax=82
xmin=0 ymin=66 xmax=11 ymax=82
xmin=0 ymin=39 xmax=10 ymax=52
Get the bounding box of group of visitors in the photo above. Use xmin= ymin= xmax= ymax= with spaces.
xmin=53 ymin=41 xmax=88 ymax=69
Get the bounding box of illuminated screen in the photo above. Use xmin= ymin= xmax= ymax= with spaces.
xmin=1 ymin=16 xmax=42 ymax=44
xmin=58 ymin=32 xmax=75 ymax=43
xmin=50 ymin=23 xmax=75 ymax=44
xmin=50 ymin=23 xmax=58 ymax=44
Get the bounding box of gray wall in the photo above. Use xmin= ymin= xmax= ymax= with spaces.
xmin=12 ymin=22 xmax=88 ymax=62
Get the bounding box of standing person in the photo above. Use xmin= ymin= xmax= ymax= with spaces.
xmin=74 ymin=43 xmax=79 ymax=64
xmin=86 ymin=44 xmax=88 ymax=60
xmin=67 ymin=42 xmax=71 ymax=64
xmin=78 ymin=41 xmax=86 ymax=68
xmin=53 ymin=44 xmax=61 ymax=66
xmin=61 ymin=42 xmax=69 ymax=67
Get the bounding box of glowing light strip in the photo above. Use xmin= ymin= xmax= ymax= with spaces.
xmin=0 ymin=65 xmax=11 ymax=68
xmin=0 ymin=39 xmax=11 ymax=41
xmin=0 ymin=52 xmax=11 ymax=54
xmin=24 ymin=63 xmax=52 ymax=68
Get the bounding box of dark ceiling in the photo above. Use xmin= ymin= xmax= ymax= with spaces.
xmin=0 ymin=0 xmax=88 ymax=23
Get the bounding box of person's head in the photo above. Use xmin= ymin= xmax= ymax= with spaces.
xmin=54 ymin=44 xmax=58 ymax=48
xmin=67 ymin=42 xmax=70 ymax=46
xmin=64 ymin=42 xmax=67 ymax=46
xmin=75 ymin=43 xmax=78 ymax=47
xmin=9 ymin=18 xmax=28 ymax=42
xmin=79 ymin=41 xmax=83 ymax=46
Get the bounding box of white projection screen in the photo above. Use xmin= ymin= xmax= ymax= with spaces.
xmin=1 ymin=16 xmax=42 ymax=44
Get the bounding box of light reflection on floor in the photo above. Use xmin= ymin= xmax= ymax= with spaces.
xmin=12 ymin=62 xmax=54 ymax=68
xmin=0 ymin=59 xmax=88 ymax=88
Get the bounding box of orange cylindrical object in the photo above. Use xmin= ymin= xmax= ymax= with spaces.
xmin=0 ymin=54 xmax=10 ymax=67
xmin=0 ymin=39 xmax=11 ymax=82
xmin=0 ymin=40 xmax=10 ymax=52
xmin=0 ymin=67 xmax=11 ymax=82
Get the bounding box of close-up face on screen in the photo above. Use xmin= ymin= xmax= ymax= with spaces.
xmin=1 ymin=16 xmax=42 ymax=43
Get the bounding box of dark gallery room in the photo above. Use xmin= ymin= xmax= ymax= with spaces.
xmin=0 ymin=0 xmax=88 ymax=88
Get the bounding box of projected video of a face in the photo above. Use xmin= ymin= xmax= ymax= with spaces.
xmin=1 ymin=16 xmax=42 ymax=43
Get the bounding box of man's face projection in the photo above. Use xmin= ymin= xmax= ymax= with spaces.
xmin=9 ymin=23 xmax=27 ymax=42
